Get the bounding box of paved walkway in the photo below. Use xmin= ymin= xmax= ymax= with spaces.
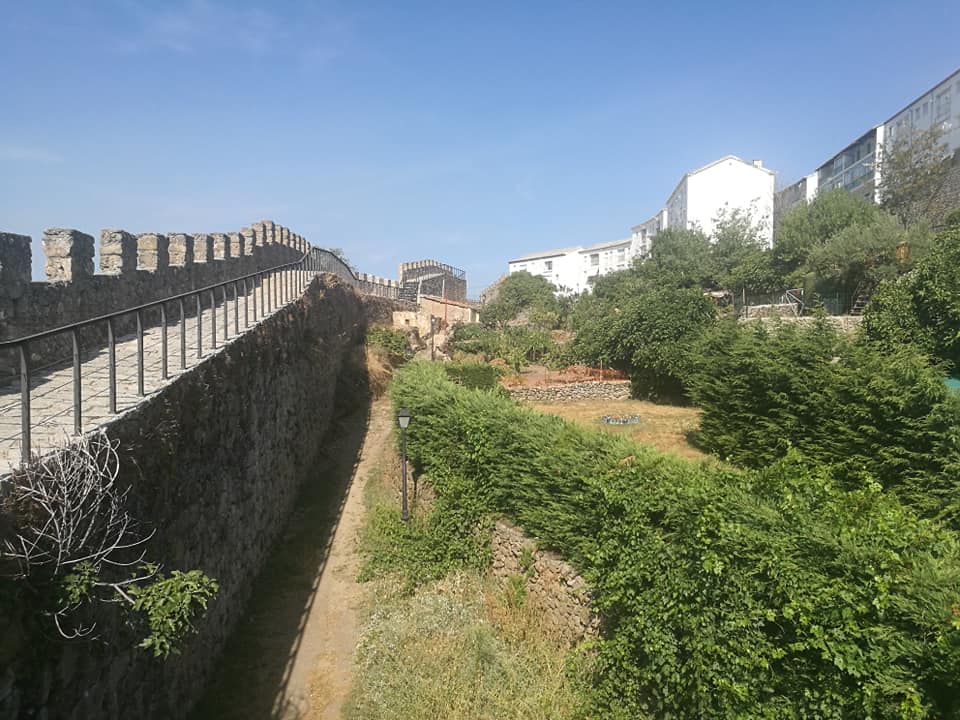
xmin=0 ymin=273 xmax=309 ymax=474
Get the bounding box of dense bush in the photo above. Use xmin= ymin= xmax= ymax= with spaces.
xmin=366 ymin=325 xmax=411 ymax=363
xmin=391 ymin=361 xmax=960 ymax=718
xmin=443 ymin=361 xmax=502 ymax=390
xmin=573 ymin=287 xmax=716 ymax=402
xmin=864 ymin=225 xmax=960 ymax=372
xmin=689 ymin=318 xmax=960 ymax=522
xmin=449 ymin=324 xmax=554 ymax=371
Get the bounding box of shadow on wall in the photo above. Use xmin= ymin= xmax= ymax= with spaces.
xmin=188 ymin=342 xmax=372 ymax=720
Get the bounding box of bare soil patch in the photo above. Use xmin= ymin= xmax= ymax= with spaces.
xmin=528 ymin=398 xmax=705 ymax=460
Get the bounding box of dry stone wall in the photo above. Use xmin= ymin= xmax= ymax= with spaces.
xmin=491 ymin=520 xmax=599 ymax=642
xmin=0 ymin=274 xmax=365 ymax=720
xmin=508 ymin=380 xmax=631 ymax=402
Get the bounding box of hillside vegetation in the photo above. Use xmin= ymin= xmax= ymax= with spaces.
xmin=389 ymin=362 xmax=960 ymax=719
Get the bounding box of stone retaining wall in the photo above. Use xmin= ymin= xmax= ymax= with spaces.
xmin=0 ymin=274 xmax=365 ymax=719
xmin=508 ymin=380 xmax=631 ymax=402
xmin=490 ymin=520 xmax=598 ymax=642
xmin=742 ymin=314 xmax=863 ymax=333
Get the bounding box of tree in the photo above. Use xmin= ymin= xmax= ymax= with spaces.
xmin=637 ymin=227 xmax=715 ymax=289
xmin=710 ymin=207 xmax=780 ymax=294
xmin=772 ymin=189 xmax=881 ymax=284
xmin=863 ymin=223 xmax=960 ymax=372
xmin=804 ymin=212 xmax=931 ymax=307
xmin=573 ymin=287 xmax=716 ymax=401
xmin=479 ymin=271 xmax=560 ymax=329
xmin=878 ymin=123 xmax=955 ymax=228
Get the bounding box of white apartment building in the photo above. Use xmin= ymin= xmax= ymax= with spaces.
xmin=508 ymin=237 xmax=632 ymax=295
xmin=635 ymin=155 xmax=776 ymax=248
xmin=507 ymin=155 xmax=775 ymax=294
xmin=777 ymin=67 xmax=960 ymax=215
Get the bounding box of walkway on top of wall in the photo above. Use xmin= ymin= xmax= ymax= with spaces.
xmin=0 ymin=276 xmax=308 ymax=474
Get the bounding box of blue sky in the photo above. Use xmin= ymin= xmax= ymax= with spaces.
xmin=2 ymin=1 xmax=958 ymax=294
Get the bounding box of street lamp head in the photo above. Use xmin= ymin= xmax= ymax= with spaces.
xmin=397 ymin=408 xmax=412 ymax=429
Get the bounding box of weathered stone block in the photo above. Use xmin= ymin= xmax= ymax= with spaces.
xmin=193 ymin=234 xmax=213 ymax=263
xmin=136 ymin=233 xmax=169 ymax=272
xmin=262 ymin=220 xmax=276 ymax=244
xmin=42 ymin=228 xmax=95 ymax=282
xmin=99 ymin=229 xmax=138 ymax=276
xmin=211 ymin=233 xmax=231 ymax=260
xmin=0 ymin=232 xmax=32 ymax=299
xmin=239 ymin=227 xmax=255 ymax=256
xmin=229 ymin=232 xmax=244 ymax=259
xmin=167 ymin=233 xmax=195 ymax=267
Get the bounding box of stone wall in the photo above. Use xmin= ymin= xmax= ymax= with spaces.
xmin=0 ymin=220 xmax=310 ymax=381
xmin=742 ymin=314 xmax=863 ymax=333
xmin=0 ymin=274 xmax=366 ymax=719
xmin=490 ymin=520 xmax=598 ymax=643
xmin=508 ymin=380 xmax=632 ymax=402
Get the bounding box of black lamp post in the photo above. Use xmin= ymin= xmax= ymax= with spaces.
xmin=397 ymin=408 xmax=411 ymax=522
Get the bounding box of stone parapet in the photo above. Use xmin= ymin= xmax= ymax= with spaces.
xmin=0 ymin=219 xmax=312 ymax=378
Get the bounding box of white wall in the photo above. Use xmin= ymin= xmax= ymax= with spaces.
xmin=507 ymin=252 xmax=581 ymax=295
xmin=686 ymin=159 xmax=775 ymax=245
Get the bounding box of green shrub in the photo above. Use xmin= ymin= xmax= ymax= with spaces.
xmin=443 ymin=361 xmax=502 ymax=390
xmin=863 ymin=225 xmax=960 ymax=372
xmin=390 ymin=361 xmax=960 ymax=718
xmin=366 ymin=326 xmax=410 ymax=362
xmin=573 ymin=287 xmax=716 ymax=402
xmin=689 ymin=318 xmax=960 ymax=522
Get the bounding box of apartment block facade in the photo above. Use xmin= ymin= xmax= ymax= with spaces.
xmin=507 ymin=155 xmax=774 ymax=294
xmin=777 ymin=67 xmax=960 ymax=216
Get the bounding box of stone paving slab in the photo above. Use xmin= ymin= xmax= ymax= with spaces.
xmin=0 ymin=275 xmax=309 ymax=475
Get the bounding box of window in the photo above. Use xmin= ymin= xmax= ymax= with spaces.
xmin=590 ymin=254 xmax=599 ymax=267
xmin=544 ymin=260 xmax=553 ymax=272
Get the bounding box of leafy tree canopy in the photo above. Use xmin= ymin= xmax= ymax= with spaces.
xmin=773 ymin=189 xmax=882 ymax=284
xmin=479 ymin=271 xmax=560 ymax=329
xmin=879 ymin=123 xmax=955 ymax=228
xmin=864 ymin=223 xmax=960 ymax=372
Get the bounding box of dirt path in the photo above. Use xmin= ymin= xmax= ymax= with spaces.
xmin=191 ymin=396 xmax=393 ymax=720
xmin=293 ymin=398 xmax=391 ymax=719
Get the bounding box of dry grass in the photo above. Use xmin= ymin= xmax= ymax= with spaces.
xmin=529 ymin=398 xmax=706 ymax=460
xmin=346 ymin=435 xmax=584 ymax=720
xmin=365 ymin=346 xmax=395 ymax=398
xmin=344 ymin=571 xmax=583 ymax=720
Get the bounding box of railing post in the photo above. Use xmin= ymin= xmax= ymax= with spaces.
xmin=179 ymin=298 xmax=187 ymax=370
xmin=260 ymin=273 xmax=266 ymax=317
xmin=222 ymin=286 xmax=228 ymax=340
xmin=107 ymin=318 xmax=117 ymax=414
xmin=243 ymin=278 xmax=250 ymax=326
xmin=210 ymin=290 xmax=217 ymax=349
xmin=196 ymin=293 xmax=203 ymax=358
xmin=19 ymin=343 xmax=30 ymax=466
xmin=71 ymin=329 xmax=82 ymax=436
xmin=233 ymin=282 xmax=240 ymax=336
xmin=161 ymin=304 xmax=169 ymax=380
xmin=136 ymin=310 xmax=145 ymax=397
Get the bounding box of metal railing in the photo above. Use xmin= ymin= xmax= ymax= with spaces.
xmin=0 ymin=250 xmax=328 ymax=467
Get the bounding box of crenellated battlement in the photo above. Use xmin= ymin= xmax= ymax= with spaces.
xmin=0 ymin=219 xmax=312 ymax=376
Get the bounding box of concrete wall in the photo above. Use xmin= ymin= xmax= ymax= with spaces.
xmin=0 ymin=274 xmax=366 ymax=719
